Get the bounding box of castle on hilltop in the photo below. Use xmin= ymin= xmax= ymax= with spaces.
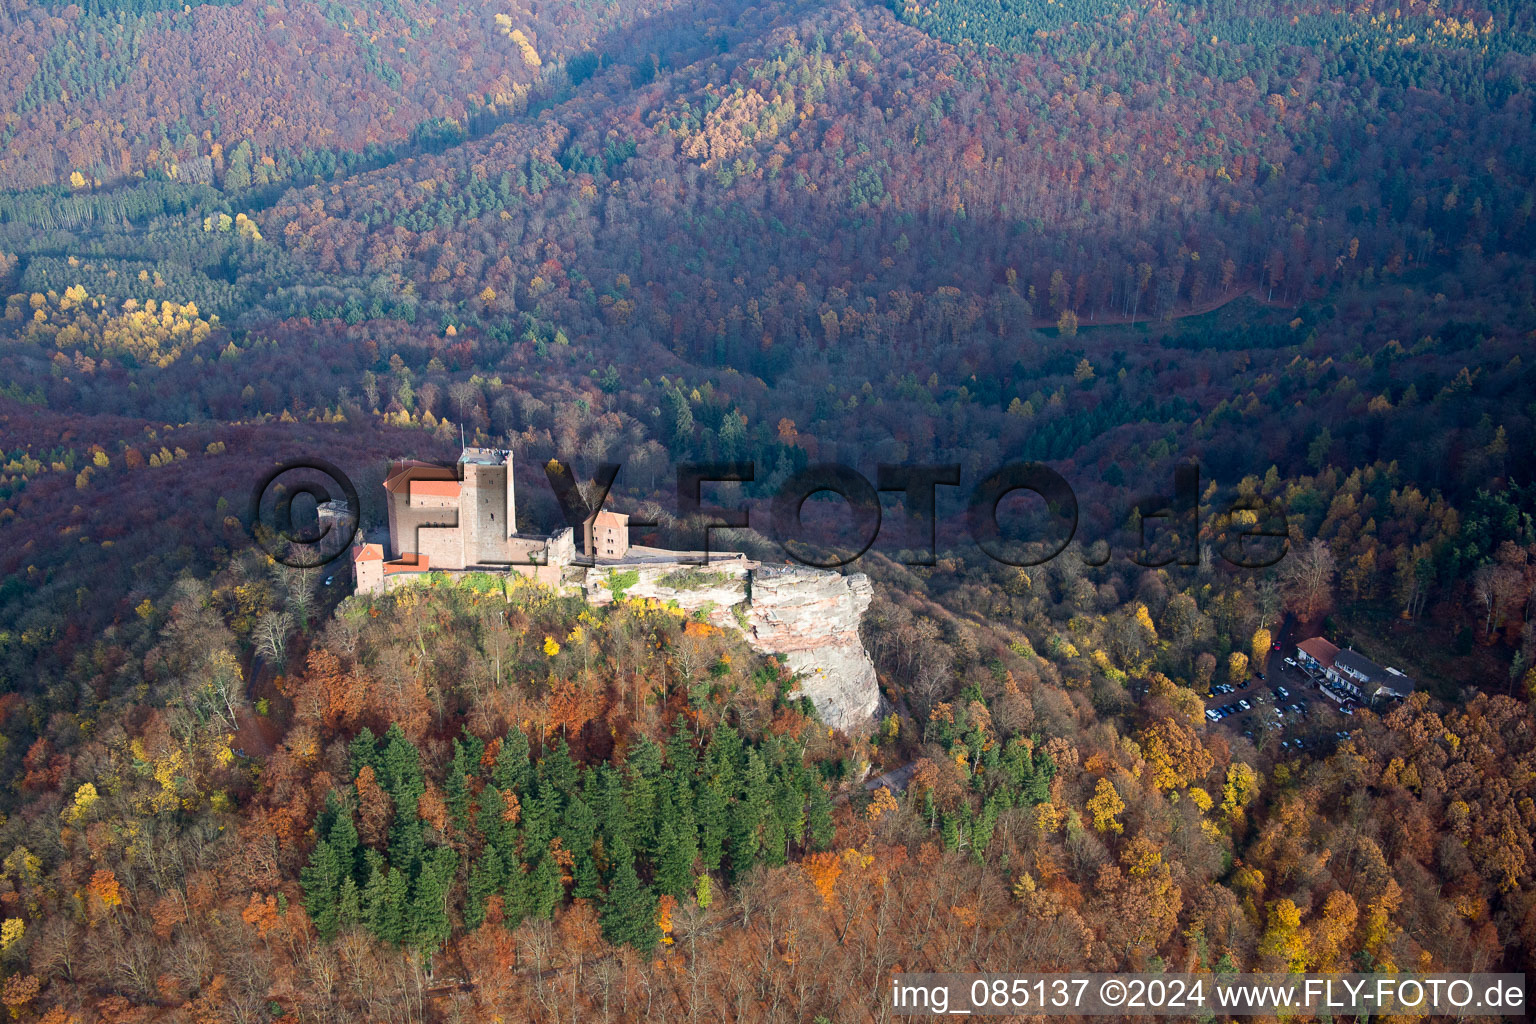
xmin=350 ymin=446 xmax=744 ymax=596
xmin=352 ymin=447 xmax=571 ymax=594
xmin=345 ymin=447 xmax=880 ymax=732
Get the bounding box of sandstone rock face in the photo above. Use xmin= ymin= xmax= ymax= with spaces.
xmin=573 ymin=560 xmax=880 ymax=733
xmin=742 ymin=566 xmax=878 ymax=733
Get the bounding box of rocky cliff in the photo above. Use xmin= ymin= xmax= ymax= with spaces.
xmin=579 ymin=561 xmax=880 ymax=733
xmin=740 ymin=566 xmax=878 ymax=733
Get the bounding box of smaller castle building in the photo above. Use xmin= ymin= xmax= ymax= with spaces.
xmin=584 ymin=509 xmax=631 ymax=560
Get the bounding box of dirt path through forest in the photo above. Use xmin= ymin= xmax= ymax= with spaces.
xmin=1026 ymin=286 xmax=1291 ymax=330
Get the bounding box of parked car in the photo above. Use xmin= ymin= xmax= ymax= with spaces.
xmin=1340 ymin=704 xmax=1355 ymax=716
xmin=1255 ymin=671 xmax=1266 ymax=681
xmin=1292 ymin=737 xmax=1306 ymax=751
xmin=1276 ymin=686 xmax=1290 ymax=699
xmin=1238 ymin=699 xmax=1251 ymax=711
xmin=1280 ymin=740 xmax=1291 ymax=750
xmin=1335 ymin=731 xmax=1351 ymax=741
xmin=1283 ymin=657 xmax=1296 ymax=668
xmin=1206 ymin=709 xmax=1221 ymax=722
xmin=1289 ymin=703 xmax=1304 ymax=714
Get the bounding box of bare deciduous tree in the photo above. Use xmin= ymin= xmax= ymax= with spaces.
xmin=253 ymin=610 xmax=295 ymax=665
xmin=1279 ymin=538 xmax=1336 ymax=623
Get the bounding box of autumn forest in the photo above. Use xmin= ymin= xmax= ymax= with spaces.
xmin=0 ymin=0 xmax=1534 ymax=1019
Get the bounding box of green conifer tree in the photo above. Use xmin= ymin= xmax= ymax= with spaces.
xmin=465 ymin=845 xmax=505 ymax=929
xmin=806 ymin=779 xmax=836 ymax=850
xmin=527 ymin=854 xmax=564 ymax=920
xmin=408 ymin=847 xmax=458 ymax=953
xmin=726 ymin=751 xmax=771 ymax=880
xmin=348 ymin=726 xmax=380 ymax=777
xmin=600 ymin=839 xmax=660 ymax=953
xmin=300 ymin=839 xmax=342 ymax=940
xmin=697 ymin=776 xmax=729 ymax=872
xmin=492 ymin=729 xmax=532 ymax=793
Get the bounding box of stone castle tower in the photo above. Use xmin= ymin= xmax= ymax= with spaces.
xmin=356 ymin=448 xmax=572 ymax=585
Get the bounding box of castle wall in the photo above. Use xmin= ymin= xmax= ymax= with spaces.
xmin=547 ymin=527 xmax=576 ymax=567
xmin=389 ymin=488 xmax=461 ymax=563
xmin=416 ymin=525 xmax=464 ymax=570
xmin=377 ymin=561 xmax=570 ymax=595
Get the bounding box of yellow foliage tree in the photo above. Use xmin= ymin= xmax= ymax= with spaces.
xmin=509 ymin=28 xmax=542 ymax=67
xmin=1306 ymin=890 xmax=1358 ymax=971
xmin=1257 ymin=898 xmax=1308 ymax=970
xmin=1087 ymin=777 xmax=1125 ymax=834
xmin=62 ymin=782 xmax=99 ymax=825
xmin=1035 ymin=801 xmax=1064 ymax=833
xmin=0 ymin=918 xmax=23 ymax=953
xmin=1251 ymin=627 xmax=1272 ymax=666
xmin=1139 ymin=718 xmax=1213 ymax=792
xmin=1220 ymin=762 xmax=1260 ymax=822
xmin=867 ymin=786 xmax=898 ymax=822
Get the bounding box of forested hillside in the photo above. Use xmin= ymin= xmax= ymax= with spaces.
xmin=0 ymin=0 xmax=1533 ymax=1018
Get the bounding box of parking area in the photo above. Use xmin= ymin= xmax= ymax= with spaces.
xmin=1202 ymin=644 xmax=1359 ymax=755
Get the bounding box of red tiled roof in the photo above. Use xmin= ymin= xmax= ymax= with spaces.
xmin=593 ymin=509 xmax=628 ymax=526
xmin=410 ymin=479 xmax=461 ymax=498
xmin=1297 ymin=637 xmax=1339 ymax=668
xmin=353 ymin=543 xmax=383 ymax=562
xmin=383 ymin=460 xmax=453 ymax=493
xmin=383 ymin=554 xmax=430 ymax=575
